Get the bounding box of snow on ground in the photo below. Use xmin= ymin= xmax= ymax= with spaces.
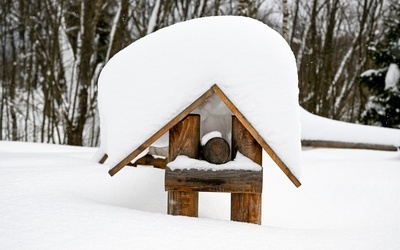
xmin=1 ymin=141 xmax=399 ymax=249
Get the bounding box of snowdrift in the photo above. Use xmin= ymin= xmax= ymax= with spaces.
xmin=1 ymin=142 xmax=400 ymax=249
xmin=301 ymin=108 xmax=400 ymax=148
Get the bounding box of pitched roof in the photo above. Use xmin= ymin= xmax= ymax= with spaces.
xmin=97 ymin=16 xmax=302 ymax=186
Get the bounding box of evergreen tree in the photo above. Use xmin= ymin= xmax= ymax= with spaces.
xmin=360 ymin=0 xmax=400 ymax=128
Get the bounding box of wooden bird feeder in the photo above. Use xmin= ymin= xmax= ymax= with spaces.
xmin=96 ymin=17 xmax=303 ymax=226
xmin=98 ymin=84 xmax=301 ymax=225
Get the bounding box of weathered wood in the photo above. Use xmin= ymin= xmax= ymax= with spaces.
xmin=202 ymin=137 xmax=230 ymax=164
xmin=213 ymin=85 xmax=301 ymax=187
xmin=302 ymin=140 xmax=398 ymax=151
xmin=231 ymin=116 xmax=262 ymax=224
xmin=232 ymin=116 xmax=262 ymax=164
xmin=165 ymin=168 xmax=263 ymax=193
xmin=128 ymin=154 xmax=167 ymax=169
xmin=231 ymin=193 xmax=262 ymax=225
xmin=167 ymin=114 xmax=200 ymax=217
xmin=168 ymin=191 xmax=198 ymax=217
xmin=168 ymin=114 xmax=200 ymax=161
xmin=108 ymin=87 xmax=214 ymax=176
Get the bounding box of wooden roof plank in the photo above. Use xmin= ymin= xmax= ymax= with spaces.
xmin=212 ymin=85 xmax=302 ymax=187
xmin=108 ymin=86 xmax=215 ymax=176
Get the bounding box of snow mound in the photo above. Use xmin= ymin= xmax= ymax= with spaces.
xmin=98 ymin=16 xmax=302 ymax=179
xmin=201 ymin=131 xmax=222 ymax=146
xmin=301 ymin=108 xmax=400 ymax=147
xmin=167 ymin=152 xmax=262 ymax=172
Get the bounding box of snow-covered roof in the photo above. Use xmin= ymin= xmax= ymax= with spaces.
xmin=98 ymin=16 xmax=302 ymax=185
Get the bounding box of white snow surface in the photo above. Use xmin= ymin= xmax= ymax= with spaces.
xmin=1 ymin=141 xmax=400 ymax=249
xmin=301 ymin=108 xmax=400 ymax=147
xmin=98 ymin=16 xmax=302 ymax=178
xmin=167 ymin=152 xmax=262 ymax=171
xmin=201 ymin=131 xmax=222 ymax=146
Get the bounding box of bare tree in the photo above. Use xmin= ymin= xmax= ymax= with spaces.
xmin=0 ymin=0 xmax=390 ymax=146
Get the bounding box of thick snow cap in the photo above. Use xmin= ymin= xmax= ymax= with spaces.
xmin=98 ymin=16 xmax=302 ymax=181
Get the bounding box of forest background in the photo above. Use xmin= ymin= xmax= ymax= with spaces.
xmin=1 ymin=0 xmax=399 ymax=147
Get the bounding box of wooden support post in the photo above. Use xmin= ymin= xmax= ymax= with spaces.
xmin=168 ymin=191 xmax=199 ymax=217
xmin=231 ymin=116 xmax=262 ymax=224
xmin=231 ymin=192 xmax=262 ymax=224
xmin=167 ymin=114 xmax=200 ymax=217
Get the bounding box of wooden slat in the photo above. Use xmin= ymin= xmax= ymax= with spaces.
xmin=231 ymin=116 xmax=262 ymax=165
xmin=165 ymin=168 xmax=263 ymax=193
xmin=108 ymin=87 xmax=215 ymax=176
xmin=168 ymin=114 xmax=201 ymax=162
xmin=302 ymin=140 xmax=398 ymax=151
xmin=212 ymin=85 xmax=302 ymax=188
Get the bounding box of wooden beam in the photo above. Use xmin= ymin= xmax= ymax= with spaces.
xmin=212 ymin=85 xmax=302 ymax=188
xmin=302 ymin=140 xmax=398 ymax=152
xmin=165 ymin=168 xmax=263 ymax=193
xmin=108 ymin=87 xmax=215 ymax=176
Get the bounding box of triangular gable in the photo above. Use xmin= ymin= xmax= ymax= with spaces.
xmin=100 ymin=84 xmax=301 ymax=187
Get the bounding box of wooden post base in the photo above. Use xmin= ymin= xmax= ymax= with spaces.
xmin=231 ymin=193 xmax=262 ymax=224
xmin=168 ymin=191 xmax=199 ymax=217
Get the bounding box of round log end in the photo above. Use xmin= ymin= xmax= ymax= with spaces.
xmin=202 ymin=137 xmax=230 ymax=164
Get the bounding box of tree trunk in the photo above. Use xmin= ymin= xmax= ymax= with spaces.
xmin=282 ymin=0 xmax=289 ymax=41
